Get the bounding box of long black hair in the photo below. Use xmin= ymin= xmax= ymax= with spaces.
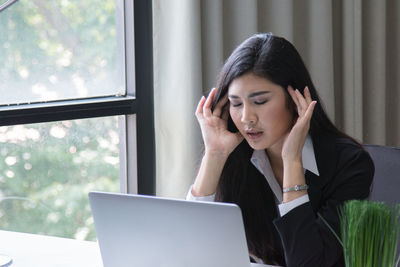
xmin=211 ymin=33 xmax=351 ymax=265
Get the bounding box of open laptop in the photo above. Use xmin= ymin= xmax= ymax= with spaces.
xmin=89 ymin=191 xmax=271 ymax=267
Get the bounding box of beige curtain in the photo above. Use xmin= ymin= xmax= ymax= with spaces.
xmin=153 ymin=0 xmax=400 ymax=198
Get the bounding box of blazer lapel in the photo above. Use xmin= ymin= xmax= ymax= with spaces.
xmin=306 ymin=133 xmax=337 ymax=211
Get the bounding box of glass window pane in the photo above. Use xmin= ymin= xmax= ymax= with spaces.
xmin=0 ymin=0 xmax=125 ymax=105
xmin=0 ymin=116 xmax=120 ymax=241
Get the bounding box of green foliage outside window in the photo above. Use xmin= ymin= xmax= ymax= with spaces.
xmin=0 ymin=0 xmax=123 ymax=105
xmin=0 ymin=118 xmax=120 ymax=241
xmin=0 ymin=0 xmax=122 ymax=241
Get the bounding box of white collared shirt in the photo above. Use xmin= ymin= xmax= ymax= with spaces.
xmin=186 ymin=135 xmax=320 ymax=217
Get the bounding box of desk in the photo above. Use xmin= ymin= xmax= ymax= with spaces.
xmin=0 ymin=230 xmax=103 ymax=267
xmin=0 ymin=230 xmax=273 ymax=267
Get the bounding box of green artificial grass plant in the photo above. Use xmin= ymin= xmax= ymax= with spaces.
xmin=321 ymin=200 xmax=400 ymax=267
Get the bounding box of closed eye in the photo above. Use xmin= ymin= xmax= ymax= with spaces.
xmin=254 ymin=99 xmax=268 ymax=105
xmin=230 ymin=102 xmax=242 ymax=107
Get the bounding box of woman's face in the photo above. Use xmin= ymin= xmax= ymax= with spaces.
xmin=228 ymin=72 xmax=294 ymax=151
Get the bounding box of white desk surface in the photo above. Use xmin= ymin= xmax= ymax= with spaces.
xmin=0 ymin=230 xmax=274 ymax=267
xmin=0 ymin=230 xmax=103 ymax=267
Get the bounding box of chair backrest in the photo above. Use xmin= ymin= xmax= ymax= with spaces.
xmin=364 ymin=144 xmax=400 ymax=205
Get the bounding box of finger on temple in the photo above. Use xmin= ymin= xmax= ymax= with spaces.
xmin=213 ymin=93 xmax=228 ymax=117
xmin=221 ymin=104 xmax=229 ymax=121
xmin=203 ymin=88 xmax=215 ymax=117
xmin=288 ymin=86 xmax=300 ymax=108
xmin=295 ymin=89 xmax=307 ymax=111
xmin=304 ymin=86 xmax=312 ymax=103
xmin=304 ymin=101 xmax=317 ymax=119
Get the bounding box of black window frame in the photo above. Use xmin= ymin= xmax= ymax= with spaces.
xmin=0 ymin=0 xmax=155 ymax=195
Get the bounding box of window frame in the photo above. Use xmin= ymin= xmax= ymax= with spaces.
xmin=0 ymin=0 xmax=155 ymax=195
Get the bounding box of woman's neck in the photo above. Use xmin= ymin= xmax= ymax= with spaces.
xmin=266 ymin=146 xmax=284 ymax=188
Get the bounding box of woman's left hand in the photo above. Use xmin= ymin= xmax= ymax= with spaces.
xmin=281 ymin=86 xmax=317 ymax=164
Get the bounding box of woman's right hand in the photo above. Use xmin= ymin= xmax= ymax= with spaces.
xmin=195 ymin=88 xmax=244 ymax=157
xmin=192 ymin=88 xmax=244 ymax=197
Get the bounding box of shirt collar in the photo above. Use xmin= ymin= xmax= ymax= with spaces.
xmin=301 ymin=135 xmax=320 ymax=176
xmin=250 ymin=135 xmax=319 ymax=202
xmin=251 ymin=135 xmax=319 ymax=176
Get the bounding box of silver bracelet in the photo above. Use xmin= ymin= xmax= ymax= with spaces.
xmin=282 ymin=184 xmax=309 ymax=193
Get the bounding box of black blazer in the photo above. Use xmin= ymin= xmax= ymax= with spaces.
xmin=273 ymin=134 xmax=374 ymax=267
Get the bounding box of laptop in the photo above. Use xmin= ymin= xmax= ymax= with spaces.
xmin=89 ymin=191 xmax=271 ymax=267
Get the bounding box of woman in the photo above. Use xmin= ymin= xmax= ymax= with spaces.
xmin=187 ymin=33 xmax=374 ymax=266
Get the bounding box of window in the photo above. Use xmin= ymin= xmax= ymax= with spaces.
xmin=0 ymin=0 xmax=155 ymax=241
xmin=0 ymin=117 xmax=120 ymax=240
xmin=0 ymin=0 xmax=125 ymax=105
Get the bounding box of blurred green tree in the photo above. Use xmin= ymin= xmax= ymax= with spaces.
xmin=0 ymin=0 xmax=121 ymax=241
xmin=0 ymin=118 xmax=120 ymax=241
xmin=0 ymin=0 xmax=122 ymax=104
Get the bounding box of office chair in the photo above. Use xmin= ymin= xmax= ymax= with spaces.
xmin=364 ymin=144 xmax=400 ymax=205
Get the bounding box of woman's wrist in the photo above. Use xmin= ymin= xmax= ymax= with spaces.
xmin=282 ymin=156 xmax=302 ymax=168
xmin=282 ymin=160 xmax=304 ymax=187
xmin=282 ymin=160 xmax=307 ymax=203
xmin=204 ymin=149 xmax=230 ymax=159
xmin=192 ymin=152 xmax=228 ymax=197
